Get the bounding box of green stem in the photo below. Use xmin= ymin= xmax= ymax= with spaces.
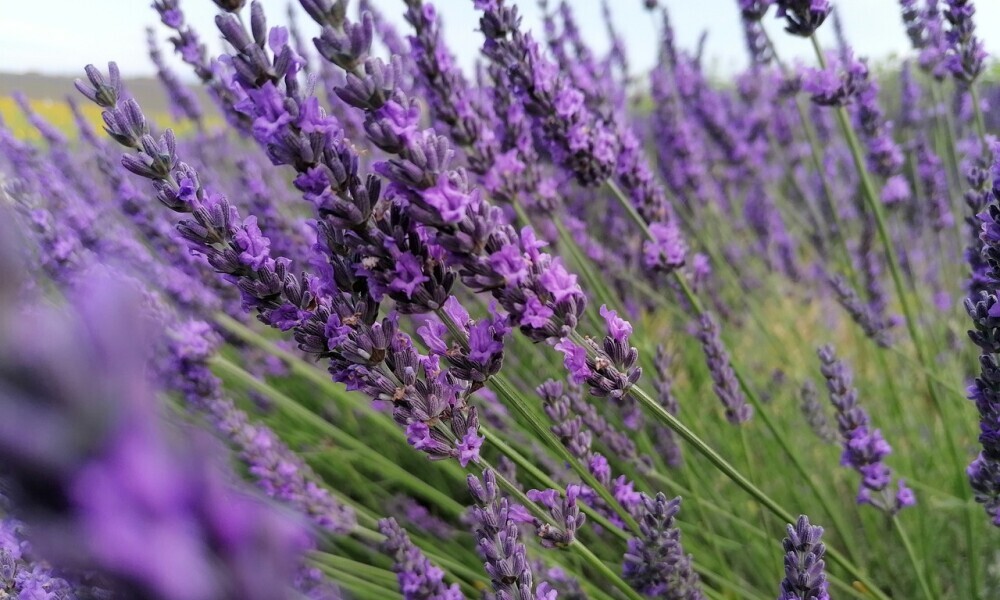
xmin=310 ymin=554 xmax=399 ymax=587
xmin=570 ymin=540 xmax=648 ymax=600
xmin=436 ymin=309 xmax=642 ymax=534
xmin=605 ymin=176 xmax=875 ymax=582
xmin=892 ymin=516 xmax=935 ymax=600
xmin=740 ymin=426 xmax=779 ymax=574
xmin=761 ymin=23 xmax=857 ymax=281
xmin=481 ymin=428 xmax=631 ymax=542
xmin=489 ymin=470 xmax=646 ymax=600
xmin=209 ymin=355 xmax=469 ymax=518
xmin=311 ymin=562 xmax=399 ymax=600
xmin=627 ymin=385 xmax=887 ymax=600
xmin=810 ymin=34 xmax=979 ymax=599
xmin=969 ymin=84 xmax=990 ymax=154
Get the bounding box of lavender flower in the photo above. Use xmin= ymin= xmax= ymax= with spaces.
xmin=644 ymin=222 xmax=688 ymax=272
xmin=540 ymin=378 xmax=649 ymax=511
xmin=964 ymin=148 xmax=1000 ymax=525
xmin=540 ymin=379 xmax=593 ymax=458
xmin=652 ymin=346 xmax=683 ymax=467
xmin=775 ymin=0 xmax=831 ymax=37
xmin=622 ymin=493 xmax=703 ymax=599
xmin=899 ymin=0 xmax=927 ymax=51
xmin=77 ymin=63 xmax=483 ymax=467
xmin=477 ymin=1 xmax=616 ymax=187
xmin=379 ymin=518 xmax=463 ymax=600
xmin=649 ymin=57 xmax=714 ymax=213
xmin=467 ymin=470 xmax=555 ymax=599
xmin=740 ymin=0 xmax=774 ymax=21
xmin=964 ymin=317 xmax=1000 ymax=528
xmin=151 ymin=0 xmax=253 ymax=131
xmin=851 ymin=61 xmax=910 ymax=204
xmin=817 ymin=345 xmax=915 ymax=513
xmin=828 ymin=273 xmax=891 ymax=347
xmin=403 ymin=0 xmax=493 ymax=169
xmin=802 ymin=52 xmax=867 ymax=107
xmin=917 ymin=138 xmax=954 ymax=231
xmin=0 ymin=515 xmax=108 ymax=598
xmin=943 ymin=0 xmax=987 ymax=83
xmin=556 ymin=306 xmax=642 ymax=400
xmin=260 ymin=3 xmax=588 ymax=348
xmin=739 ymin=3 xmax=774 ymax=65
xmin=800 ymin=380 xmax=837 ymax=444
xmin=418 ymin=297 xmax=510 ymax=390
xmin=965 ymin=159 xmax=994 ymax=300
xmin=525 ymin=485 xmax=586 ymax=548
xmin=778 ymin=516 xmax=830 ymax=600
xmin=696 ymin=313 xmax=752 ymax=424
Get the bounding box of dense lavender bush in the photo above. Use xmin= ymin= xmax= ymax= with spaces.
xmin=0 ymin=0 xmax=999 ymax=598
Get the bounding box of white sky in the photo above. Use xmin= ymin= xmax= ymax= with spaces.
xmin=1 ymin=0 xmax=998 ymax=79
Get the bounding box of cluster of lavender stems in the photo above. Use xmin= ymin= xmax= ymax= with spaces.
xmin=2 ymin=0 xmax=1000 ymax=597
xmin=69 ymin=11 xmax=653 ymax=597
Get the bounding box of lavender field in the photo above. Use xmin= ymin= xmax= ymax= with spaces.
xmin=1 ymin=0 xmax=1000 ymax=598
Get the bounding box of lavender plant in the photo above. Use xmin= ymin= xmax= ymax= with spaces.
xmin=0 ymin=0 xmax=998 ymax=598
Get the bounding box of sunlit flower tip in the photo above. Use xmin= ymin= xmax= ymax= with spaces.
xmin=74 ymin=62 xmax=122 ymax=109
xmin=315 ymin=11 xmax=374 ymax=72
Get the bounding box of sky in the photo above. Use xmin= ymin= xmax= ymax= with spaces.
xmin=1 ymin=1 xmax=999 ymax=81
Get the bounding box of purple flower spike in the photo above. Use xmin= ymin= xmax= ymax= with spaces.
xmin=74 ymin=62 xmax=122 ymax=108
xmin=152 ymin=0 xmax=253 ymax=130
xmin=525 ymin=485 xmax=586 ymax=548
xmin=775 ymin=0 xmax=831 ymax=37
xmin=802 ymin=52 xmax=868 ymax=107
xmin=389 ymin=253 xmax=431 ymax=299
xmin=600 ymin=305 xmax=632 ymax=345
xmin=556 ymin=338 xmax=592 ymax=384
xmin=79 ymin=63 xmax=480 ymax=468
xmin=476 ymin=1 xmax=618 ymax=187
xmin=817 ymin=345 xmax=914 ymax=513
xmin=943 ymin=0 xmax=986 ymax=83
xmin=623 ymin=493 xmax=703 ymax=599
xmin=403 ymin=0 xmax=493 ymax=160
xmin=379 ymin=518 xmax=463 ymax=600
xmin=696 ymin=313 xmax=752 ymax=424
xmin=643 ymin=222 xmax=687 ymax=273
xmin=468 ymin=470 xmax=553 ymax=598
xmin=828 ymin=273 xmax=891 ymax=347
xmin=778 ymin=516 xmax=830 ymax=600
xmin=800 ymin=380 xmax=837 ymax=444
xmin=965 ymin=154 xmax=1000 ymax=526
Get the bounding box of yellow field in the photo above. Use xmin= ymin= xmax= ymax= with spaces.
xmin=0 ymin=96 xmax=200 ymax=141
